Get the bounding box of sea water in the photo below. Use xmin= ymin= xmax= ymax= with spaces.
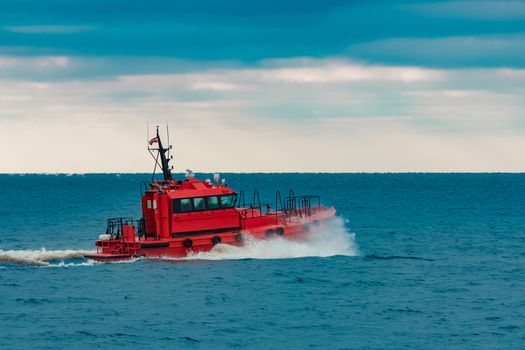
xmin=0 ymin=174 xmax=523 ymax=349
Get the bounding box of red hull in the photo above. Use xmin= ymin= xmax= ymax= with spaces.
xmin=86 ymin=207 xmax=335 ymax=262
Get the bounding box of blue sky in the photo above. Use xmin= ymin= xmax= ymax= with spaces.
xmin=0 ymin=1 xmax=524 ymax=172
xmin=1 ymin=0 xmax=524 ymax=66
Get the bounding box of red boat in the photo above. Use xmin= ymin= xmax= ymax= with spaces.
xmin=85 ymin=128 xmax=336 ymax=262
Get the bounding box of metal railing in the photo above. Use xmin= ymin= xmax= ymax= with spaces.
xmin=236 ymin=188 xmax=322 ymax=223
xmin=283 ymin=189 xmax=320 ymax=219
xmin=104 ymin=217 xmax=145 ymax=239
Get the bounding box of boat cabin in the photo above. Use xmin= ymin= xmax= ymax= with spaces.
xmin=141 ymin=178 xmax=241 ymax=239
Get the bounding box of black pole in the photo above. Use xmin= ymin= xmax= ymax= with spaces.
xmin=156 ymin=128 xmax=173 ymax=181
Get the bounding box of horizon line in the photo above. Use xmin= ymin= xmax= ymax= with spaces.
xmin=1 ymin=172 xmax=524 ymax=175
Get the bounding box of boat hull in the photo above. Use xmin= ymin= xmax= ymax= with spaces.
xmin=86 ymin=207 xmax=336 ymax=262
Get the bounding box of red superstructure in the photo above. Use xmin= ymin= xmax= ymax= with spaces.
xmin=85 ymin=128 xmax=336 ymax=261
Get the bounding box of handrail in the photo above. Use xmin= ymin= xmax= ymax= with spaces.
xmin=283 ymin=192 xmax=321 ymax=220
xmin=235 ymin=188 xmax=322 ymax=223
xmin=105 ymin=217 xmax=144 ymax=240
xmin=275 ymin=191 xmax=283 ymax=224
xmin=238 ymin=190 xmax=246 ymax=208
xmin=253 ymin=189 xmax=261 ymax=210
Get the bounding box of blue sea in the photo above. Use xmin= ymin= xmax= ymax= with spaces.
xmin=1 ymin=173 xmax=524 ymax=349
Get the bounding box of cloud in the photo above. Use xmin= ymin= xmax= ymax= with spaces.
xmin=257 ymin=62 xmax=441 ymax=83
xmin=0 ymin=55 xmax=443 ymax=84
xmin=404 ymin=1 xmax=525 ymax=20
xmin=402 ymin=89 xmax=523 ymax=130
xmin=190 ymin=81 xmax=239 ymax=91
xmin=347 ymin=34 xmax=525 ymax=67
xmin=2 ymin=25 xmax=96 ymax=34
xmin=0 ymin=56 xmax=524 ymax=172
xmin=0 ymin=55 xmax=69 ymax=69
xmin=2 ymin=107 xmax=524 ymax=173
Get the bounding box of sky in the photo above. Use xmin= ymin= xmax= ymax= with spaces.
xmin=0 ymin=0 xmax=524 ymax=173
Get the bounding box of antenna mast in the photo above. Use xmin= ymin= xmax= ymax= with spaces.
xmin=166 ymin=123 xmax=171 ymax=159
xmin=148 ymin=125 xmax=173 ymax=182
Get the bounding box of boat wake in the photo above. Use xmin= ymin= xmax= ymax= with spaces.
xmin=179 ymin=216 xmax=359 ymax=261
xmin=0 ymin=218 xmax=358 ymax=266
xmin=0 ymin=248 xmax=93 ymax=266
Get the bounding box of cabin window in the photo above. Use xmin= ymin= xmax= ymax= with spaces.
xmin=206 ymin=196 xmax=219 ymax=209
xmin=146 ymin=200 xmax=152 ymax=209
xmin=153 ymin=200 xmax=157 ymax=209
xmin=172 ymin=199 xmax=181 ymax=212
xmin=220 ymin=194 xmax=236 ymax=208
xmin=193 ymin=197 xmax=206 ymax=210
xmin=180 ymin=198 xmax=193 ymax=212
xmin=172 ymin=194 xmax=237 ymax=213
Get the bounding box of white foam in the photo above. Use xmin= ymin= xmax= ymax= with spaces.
xmin=47 ymin=259 xmax=98 ymax=268
xmin=0 ymin=218 xmax=359 ymax=266
xmin=0 ymin=248 xmax=93 ymax=266
xmin=87 ymin=256 xmax=145 ymax=265
xmin=178 ymin=216 xmax=359 ymax=261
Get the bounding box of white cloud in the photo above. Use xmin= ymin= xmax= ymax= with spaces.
xmin=190 ymin=81 xmax=239 ymax=91
xmin=257 ymin=62 xmax=442 ymax=83
xmin=113 ymin=59 xmax=442 ymax=89
xmin=0 ymin=55 xmax=70 ymax=69
xmin=2 ymin=25 xmax=96 ymax=34
xmin=0 ymin=56 xmax=524 ymax=172
xmin=0 ymin=55 xmax=443 ymax=83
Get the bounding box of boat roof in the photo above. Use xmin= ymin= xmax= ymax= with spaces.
xmin=149 ymin=179 xmax=236 ymax=199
